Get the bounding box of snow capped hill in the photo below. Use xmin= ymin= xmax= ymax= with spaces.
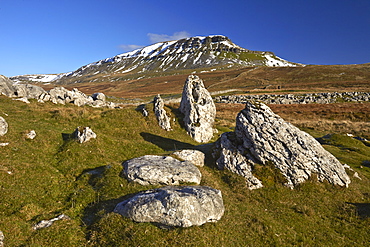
xmin=10 ymin=73 xmax=69 ymax=84
xmin=11 ymin=35 xmax=301 ymax=84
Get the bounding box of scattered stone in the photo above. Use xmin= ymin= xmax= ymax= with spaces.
xmin=114 ymin=186 xmax=224 ymax=228
xmin=142 ymin=108 xmax=149 ymax=117
xmin=122 ymin=155 xmax=201 ymax=185
xmin=73 ymin=127 xmax=97 ymax=143
xmin=13 ymin=97 xmax=30 ymax=104
xmin=153 ymin=94 xmax=172 ymax=131
xmin=0 ymin=143 xmax=9 ymax=147
xmin=32 ymin=214 xmax=71 ymax=230
xmin=25 ymin=130 xmax=37 ymax=140
xmin=0 ymin=117 xmax=8 ymax=136
xmin=214 ymin=101 xmax=351 ymax=189
xmin=179 ymin=75 xmax=216 ymax=143
xmin=173 ymin=149 xmax=205 ymax=167
xmin=0 ymin=230 xmax=3 ymax=247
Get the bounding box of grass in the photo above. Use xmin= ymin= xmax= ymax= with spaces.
xmin=0 ymin=96 xmax=369 ymax=246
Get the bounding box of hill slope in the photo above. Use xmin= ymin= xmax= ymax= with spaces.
xmin=11 ymin=35 xmax=299 ymax=85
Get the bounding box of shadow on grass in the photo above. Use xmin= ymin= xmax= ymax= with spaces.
xmin=348 ymin=203 xmax=370 ymax=218
xmin=140 ymin=132 xmax=195 ymax=151
xmin=82 ymin=194 xmax=134 ymax=226
xmin=140 ymin=132 xmax=217 ymax=169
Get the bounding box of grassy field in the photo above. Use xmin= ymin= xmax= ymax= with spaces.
xmin=0 ymin=96 xmax=369 ymax=246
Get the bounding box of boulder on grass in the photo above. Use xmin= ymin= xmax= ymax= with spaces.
xmin=179 ymin=75 xmax=216 ymax=143
xmin=73 ymin=127 xmax=96 ymax=143
xmin=122 ymin=155 xmax=201 ymax=185
xmin=114 ymin=186 xmax=224 ymax=228
xmin=214 ymin=101 xmax=351 ymax=189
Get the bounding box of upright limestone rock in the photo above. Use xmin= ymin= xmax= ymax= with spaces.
xmin=0 ymin=117 xmax=8 ymax=136
xmin=215 ymin=101 xmax=351 ymax=189
xmin=179 ymin=75 xmax=216 ymax=143
xmin=153 ymin=94 xmax=172 ymax=131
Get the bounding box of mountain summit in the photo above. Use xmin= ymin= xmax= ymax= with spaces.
xmin=11 ymin=35 xmax=300 ymax=84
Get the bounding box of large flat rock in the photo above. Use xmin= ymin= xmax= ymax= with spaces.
xmin=122 ymin=155 xmax=202 ymax=185
xmin=114 ymin=186 xmax=224 ymax=227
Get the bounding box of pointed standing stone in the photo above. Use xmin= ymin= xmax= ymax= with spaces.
xmin=153 ymin=94 xmax=172 ymax=131
xmin=179 ymin=75 xmax=216 ymax=143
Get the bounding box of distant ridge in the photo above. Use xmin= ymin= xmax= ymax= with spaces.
xmin=11 ymin=35 xmax=300 ymax=84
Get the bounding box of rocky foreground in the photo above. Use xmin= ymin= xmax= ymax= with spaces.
xmin=0 ymin=73 xmax=358 ymax=232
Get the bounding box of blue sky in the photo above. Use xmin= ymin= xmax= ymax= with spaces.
xmin=1 ymin=0 xmax=369 ymax=77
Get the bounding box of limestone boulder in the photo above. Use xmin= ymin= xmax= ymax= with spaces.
xmin=173 ymin=149 xmax=205 ymax=167
xmin=179 ymin=75 xmax=216 ymax=143
xmin=73 ymin=127 xmax=97 ymax=143
xmin=214 ymin=101 xmax=351 ymax=188
xmin=0 ymin=117 xmax=8 ymax=136
xmin=122 ymin=155 xmax=201 ymax=185
xmin=13 ymin=84 xmax=46 ymax=99
xmin=91 ymin=92 xmax=106 ymax=102
xmin=153 ymin=94 xmax=172 ymax=131
xmin=214 ymin=132 xmax=263 ymax=190
xmin=0 ymin=75 xmax=16 ymax=97
xmin=114 ymin=186 xmax=224 ymax=228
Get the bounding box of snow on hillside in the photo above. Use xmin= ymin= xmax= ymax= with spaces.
xmin=11 ymin=73 xmax=70 ymax=83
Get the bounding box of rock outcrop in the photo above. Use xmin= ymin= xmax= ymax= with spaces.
xmin=179 ymin=75 xmax=216 ymax=143
xmin=173 ymin=149 xmax=205 ymax=167
xmin=214 ymin=101 xmax=351 ymax=188
xmin=122 ymin=155 xmax=201 ymax=185
xmin=0 ymin=75 xmax=46 ymax=98
xmin=0 ymin=117 xmax=8 ymax=136
xmin=153 ymin=94 xmax=172 ymax=131
xmin=73 ymin=127 xmax=97 ymax=143
xmin=1 ymin=74 xmax=116 ymax=108
xmin=114 ymin=186 xmax=224 ymax=228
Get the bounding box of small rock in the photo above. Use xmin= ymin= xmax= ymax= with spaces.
xmin=25 ymin=130 xmax=37 ymax=140
xmin=13 ymin=97 xmax=30 ymax=104
xmin=0 ymin=143 xmax=9 ymax=147
xmin=32 ymin=214 xmax=71 ymax=230
xmin=0 ymin=117 xmax=8 ymax=136
xmin=173 ymin=149 xmax=205 ymax=167
xmin=114 ymin=186 xmax=224 ymax=228
xmin=73 ymin=127 xmax=97 ymax=143
xmin=122 ymin=155 xmax=201 ymax=185
xmin=0 ymin=230 xmax=4 ymax=247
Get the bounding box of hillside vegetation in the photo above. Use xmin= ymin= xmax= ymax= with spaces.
xmin=40 ymin=63 xmax=370 ymax=100
xmin=0 ymin=96 xmax=369 ymax=246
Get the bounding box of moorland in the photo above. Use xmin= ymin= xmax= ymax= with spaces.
xmin=0 ymin=63 xmax=370 ymax=246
